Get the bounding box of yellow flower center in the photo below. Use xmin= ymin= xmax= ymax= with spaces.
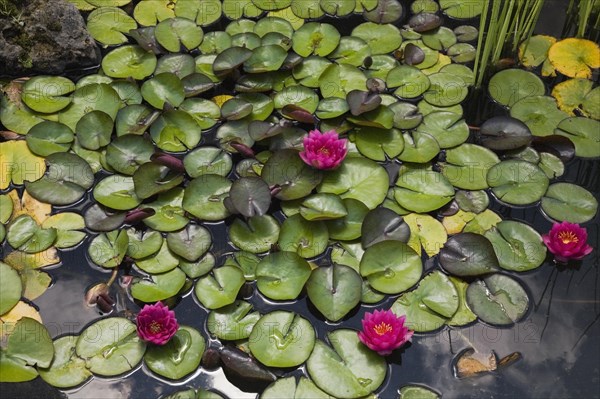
xmin=318 ymin=146 xmax=330 ymax=156
xmin=149 ymin=321 xmax=162 ymax=334
xmin=558 ymin=230 xmax=578 ymax=244
xmin=373 ymin=322 xmax=393 ymax=336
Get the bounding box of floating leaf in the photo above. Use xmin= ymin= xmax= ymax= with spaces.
xmin=106 ymin=134 xmax=155 ymax=175
xmin=76 ymin=111 xmax=114 ymax=151
xmin=131 ymin=267 xmax=187 ymax=302
xmin=548 ymin=38 xmax=600 ymax=79
xmin=256 ymin=251 xmax=312 ymax=300
xmin=394 ymin=170 xmax=454 ymax=213
xmin=229 ymin=215 xmax=280 ymax=254
xmin=416 ymin=111 xmax=469 ymax=149
xmin=87 ymin=7 xmax=137 ymax=45
xmin=488 ymin=69 xmax=545 ymax=107
xmin=478 ymin=116 xmax=532 ymax=151
xmin=467 ymin=274 xmax=529 ymax=325
xmin=145 ymin=326 xmax=205 ymax=380
xmin=38 ymin=336 xmax=92 ymax=389
xmin=447 ymin=276 xmax=477 ymax=327
xmin=126 ymin=229 xmax=163 ymax=259
xmin=155 ymin=17 xmax=203 ymax=52
xmin=487 ymin=160 xmax=549 ymax=205
xmin=195 ymin=266 xmax=245 ymax=309
xmin=102 ymin=45 xmax=157 ymax=80
xmin=167 ymin=224 xmax=211 ymax=262
xmin=510 ymin=95 xmax=569 ymax=137
xmin=554 ymin=117 xmax=600 ymax=158
xmin=398 ymin=385 xmax=440 ymax=399
xmin=484 ymin=221 xmax=546 ymax=272
xmin=0 ymin=141 xmax=46 ymax=190
xmin=0 ymin=262 xmax=22 ymax=316
xmin=143 ymin=188 xmax=189 ymax=232
xmin=306 ymin=264 xmax=362 ymax=322
xmin=88 ymin=230 xmax=129 ymax=268
xmin=21 ymin=76 xmax=75 ymax=114
xmin=183 ymin=175 xmax=232 ymax=221
xmin=249 ymin=311 xmax=315 ymax=368
xmin=439 ymin=232 xmax=499 ymax=277
xmin=7 ymin=215 xmax=56 ymax=254
xmin=403 ymin=213 xmax=447 ymax=257
xmin=207 ymin=300 xmax=260 ymax=341
xmin=441 ymin=144 xmax=500 ymax=190
xmin=541 ymin=183 xmax=598 ymax=223
xmin=361 ymin=207 xmax=410 ymax=248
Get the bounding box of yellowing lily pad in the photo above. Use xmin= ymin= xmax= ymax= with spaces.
xmin=403 ymin=213 xmax=447 ymax=257
xmin=552 ymin=78 xmax=599 ymax=118
xmin=548 ymin=38 xmax=600 ymax=79
xmin=0 ymin=141 xmax=46 ymax=190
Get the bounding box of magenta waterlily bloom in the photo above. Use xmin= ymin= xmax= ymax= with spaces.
xmin=299 ymin=129 xmax=348 ymax=170
xmin=542 ymin=221 xmax=593 ymax=263
xmin=358 ymin=309 xmax=413 ymax=356
xmin=136 ymin=301 xmax=179 ymax=345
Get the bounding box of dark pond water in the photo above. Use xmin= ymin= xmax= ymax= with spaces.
xmin=2 ymin=1 xmax=600 ymax=398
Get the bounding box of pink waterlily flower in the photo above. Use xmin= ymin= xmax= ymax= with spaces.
xmin=136 ymin=301 xmax=179 ymax=345
xmin=542 ymin=221 xmax=593 ymax=264
xmin=358 ymin=309 xmax=413 ymax=356
xmin=299 ymin=129 xmax=348 ymax=170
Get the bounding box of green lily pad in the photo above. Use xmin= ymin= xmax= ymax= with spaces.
xmin=439 ymin=232 xmax=500 ymax=277
xmin=391 ymin=270 xmax=459 ymax=332
xmin=136 ymin=240 xmax=180 ymax=274
xmin=21 ymin=76 xmax=75 ymax=114
xmin=386 ymin=65 xmax=430 ymax=99
xmin=423 ymin=72 xmax=468 ymax=107
xmin=88 ymin=230 xmax=129 ymax=268
xmin=447 ymin=277 xmax=477 ymax=327
xmin=0 ymin=262 xmax=22 ymax=315
xmin=398 ymin=131 xmax=440 ymax=163
xmin=360 ymin=240 xmax=422 ymax=294
xmin=538 ymin=152 xmax=564 ymax=179
xmin=439 ymin=0 xmax=483 ymax=19
xmin=142 ymin=73 xmax=185 ymax=110
xmin=541 ymin=182 xmax=598 ymax=223
xmin=352 ymin=22 xmax=402 ymax=55
xmin=245 ymin=45 xmax=289 ymax=73
xmin=249 ymin=311 xmax=315 ymax=367
xmin=389 ymin=102 xmax=423 ymax=130
xmin=126 ymin=229 xmax=163 ymax=259
xmin=394 ymin=170 xmax=454 ymax=213
xmin=76 ymin=317 xmax=146 ymax=376
xmin=485 ymin=221 xmax=546 ymax=272
xmin=422 ymin=26 xmax=456 ymax=50
xmin=328 ymin=36 xmax=372 ymax=67
xmin=183 ymin=175 xmax=232 ymax=221
xmin=166 ymin=224 xmax=211 ymax=262
xmin=488 ymin=69 xmax=545 ymax=107
xmin=416 ymin=111 xmax=469 ymax=149
xmin=144 ymin=188 xmax=190 ymax=232
xmin=262 ymin=150 xmax=323 ymax=201
xmin=94 ymin=175 xmax=141 ymax=211
xmin=319 ymin=63 xmax=368 ymax=98
xmin=466 ymin=274 xmax=529 ymax=325
xmin=306 ymin=264 xmax=362 ymax=322
xmin=102 ymin=45 xmax=157 ymax=80
xmin=145 ymin=326 xmax=205 ymax=380
xmin=25 ymin=153 xmax=93 ymax=206
xmin=180 ymin=99 xmax=221 ymax=130
xmin=229 ymin=215 xmax=280 ymax=254
xmin=398 ymin=385 xmax=441 ymax=399
xmin=87 ymin=7 xmax=137 ymax=45
xmin=307 ymin=329 xmax=387 ymax=398
xmin=455 ymin=190 xmax=490 ymax=214
xmin=262 ymin=376 xmax=334 ymax=399
xmin=133 ymin=0 xmax=175 ymax=25
xmin=133 ymin=163 xmax=184 ymax=200
xmin=207 ymin=300 xmax=261 ymax=341
xmin=318 ymin=157 xmax=388 ymax=210
xmin=105 ymin=134 xmax=155 ymax=175
xmin=361 ymin=207 xmax=410 ymax=248
xmin=353 ymin=127 xmax=405 ymax=161
xmin=486 ymin=160 xmax=549 ymax=205
xmin=194 ymin=266 xmax=245 ymax=309
xmin=131 ymin=267 xmax=187 ymax=302
xmin=510 ymin=96 xmax=569 ymax=137
xmin=155 ymin=17 xmax=203 ymax=52
xmin=256 ymin=251 xmax=312 ymax=300
xmin=441 ymin=144 xmax=500 ymax=190
xmin=6 ymin=317 xmax=54 ymax=372
xmin=179 ymin=253 xmax=215 ymax=279
xmin=292 ymin=22 xmax=340 ymax=57
xmin=7 ymin=215 xmax=56 ymax=254
xmin=299 ymin=193 xmax=348 ymax=221
xmin=278 ymin=214 xmax=329 ymax=258
xmin=364 ymin=0 xmax=403 ymax=23
xmin=58 ymin=83 xmax=120 ymax=131
xmin=223 ymin=251 xmax=259 ymax=281
xmin=274 ymin=86 xmax=319 ymax=115
xmin=227 ymin=177 xmax=272 ymax=217
xmin=115 ymin=105 xmax=158 ymax=137
xmin=84 ymin=204 xmax=126 ymax=232
xmin=38 ymin=336 xmax=92 ymax=388
xmin=554 ymin=117 xmax=600 ymax=158
xmin=326 ymin=198 xmax=369 ymax=241
xmin=76 ymin=111 xmax=114 ymax=151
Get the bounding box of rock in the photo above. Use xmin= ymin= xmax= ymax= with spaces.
xmin=0 ymin=0 xmax=100 ymax=77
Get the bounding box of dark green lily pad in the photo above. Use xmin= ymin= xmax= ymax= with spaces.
xmin=229 ymin=215 xmax=280 ymax=254
xmin=455 ymin=190 xmax=489 ymax=214
xmin=131 ymin=267 xmax=187 ymax=302
xmin=106 ymin=134 xmax=155 ymax=175
xmin=145 ymin=326 xmax=205 ymax=380
xmin=256 ymin=251 xmax=312 ymax=300
xmin=439 ymin=232 xmax=500 ymax=277
xmin=38 ymin=336 xmax=92 ymax=388
xmin=88 ymin=229 xmax=129 ymax=268
xmin=485 ymin=221 xmax=546 ymax=272
xmin=84 ymin=204 xmax=125 ymax=232
xmin=167 ymin=224 xmax=212 ymax=262
xmin=441 ymin=144 xmax=500 ymax=190
xmin=227 ymin=177 xmax=272 ymax=217
xmin=360 ymin=240 xmax=422 ymax=294
xmin=183 ymin=175 xmax=232 ymax=221
xmin=213 ymin=46 xmax=253 ymax=77
xmin=194 ymin=266 xmax=245 ymax=309
xmin=249 ymin=311 xmax=315 ymax=368
xmin=76 ymin=317 xmax=145 ymax=376
xmin=179 ymin=253 xmax=215 ymax=279
xmin=262 ymin=150 xmax=323 ymax=201
xmin=466 ymin=274 xmax=529 ymax=325
xmin=541 ymin=183 xmax=598 ymax=223
xmin=486 ymin=160 xmax=549 ymax=205
xmin=75 ymin=111 xmax=113 ymax=151
xmin=94 ymin=175 xmax=141 ymax=211
xmin=142 ymin=73 xmax=185 ymax=110
xmin=307 ymin=329 xmax=386 ymax=398
xmin=488 ymin=69 xmax=545 ymax=107
xmin=207 ymin=300 xmax=261 ymax=341
xmin=326 ymin=198 xmax=370 ymax=241
xmin=133 ymin=163 xmax=184 ymax=200
xmin=361 ymin=207 xmax=410 ymax=248
xmin=479 ymin=116 xmax=533 ymax=151
xmin=391 ymin=270 xmax=459 ymax=332
xmin=25 ymin=153 xmax=94 ymax=206
xmin=155 ymin=55 xmax=196 ymax=78
xmin=306 ymin=264 xmax=362 ymax=322
xmin=389 ymin=102 xmax=423 ymax=130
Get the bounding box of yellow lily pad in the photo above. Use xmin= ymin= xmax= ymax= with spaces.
xmin=404 ymin=213 xmax=448 ymax=257
xmin=552 ymin=78 xmax=599 ymax=118
xmin=212 ymin=94 xmax=235 ymax=108
xmin=548 ymin=38 xmax=600 ymax=79
xmin=8 ymin=190 xmax=51 ymax=224
xmin=3 ymin=248 xmax=60 ymax=270
xmin=0 ymin=141 xmax=46 ymax=190
xmin=442 ymin=209 xmax=476 ymax=235
xmin=0 ymin=301 xmax=42 ymax=341
xmin=519 ymin=35 xmax=556 ymax=68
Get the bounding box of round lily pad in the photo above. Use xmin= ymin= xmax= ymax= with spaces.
xmin=155 ymin=17 xmax=203 ymax=52
xmin=394 ymin=170 xmax=454 ymax=213
xmin=403 ymin=213 xmax=448 ymax=257
xmin=38 ymin=335 xmax=92 ymax=388
xmin=141 ymin=73 xmax=185 ymax=110
xmin=439 ymin=232 xmax=500 ymax=277
xmin=391 ymin=270 xmax=459 ymax=332
xmin=105 ymin=134 xmax=155 ymax=175
xmin=21 ymin=76 xmax=75 ymax=114
xmin=541 ymin=183 xmax=598 ymax=223
xmin=76 ymin=111 xmax=114 ymax=151
xmin=183 ymin=175 xmax=232 ymax=221
xmin=441 ymin=144 xmax=500 ymax=190
xmin=416 ymin=111 xmax=469 ymax=149
xmin=548 ymin=38 xmax=600 ymax=79
xmin=398 ymin=131 xmax=440 ymax=163
xmin=7 ymin=215 xmax=56 ymax=254
xmin=361 ymin=207 xmax=410 ymax=248
xmin=423 ymin=72 xmax=468 ymax=107
xmin=307 ymin=329 xmax=387 ymax=398
xmin=249 ymin=311 xmax=315 ymax=368
xmin=256 ymin=251 xmax=312 ymax=300
xmin=229 ymin=215 xmax=280 ymax=254
xmin=0 ymin=262 xmax=22 ymax=315
xmin=102 ymin=45 xmax=157 ymax=80
xmin=131 ymin=267 xmax=187 ymax=303
xmin=194 ymin=266 xmax=245 ymax=309
xmin=484 ymin=221 xmax=546 ymax=272
xmin=386 ymin=65 xmax=430 ymax=99
xmin=133 ymin=163 xmax=184 ymax=200
xmin=145 ymin=326 xmax=205 ymax=380
xmin=207 ymin=300 xmax=261 ymax=341
xmin=488 ymin=69 xmax=545 ymax=107
xmin=94 ymin=175 xmax=141 ymax=211
xmin=486 ymin=160 xmax=549 ymax=205
xmin=292 ymin=22 xmax=340 ymax=57
xmin=352 ymin=22 xmax=402 ymax=55
xmin=360 ymin=240 xmax=422 ymax=294
xmin=261 ymin=149 xmax=323 ymax=201
xmin=306 ymin=264 xmax=362 ymax=322
xmin=87 ymin=7 xmax=137 ymax=45
xmin=278 ymin=214 xmax=329 ymax=258
xmin=398 ymin=385 xmax=441 ymax=399
xmin=455 ymin=190 xmax=490 ymax=214
xmin=510 ymin=95 xmax=569 ymax=137
xmin=326 ymin=198 xmax=369 ymax=241
xmin=143 ymin=188 xmax=189 ymax=232
xmin=167 ymin=224 xmax=212 ymax=262
xmin=554 ymin=117 xmax=600 ymax=158
xmin=76 ymin=317 xmax=146 ymax=377
xmin=478 ymin=116 xmax=533 ymax=151
xmin=88 ymin=230 xmax=129 ymax=268
xmin=126 ymin=229 xmax=163 ymax=259
xmin=466 ymin=274 xmax=529 ymax=325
